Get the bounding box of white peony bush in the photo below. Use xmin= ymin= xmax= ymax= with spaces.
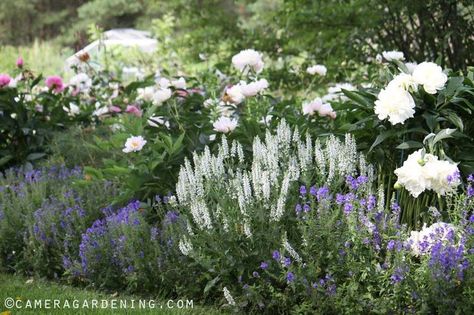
xmin=374 ymin=60 xmax=448 ymax=125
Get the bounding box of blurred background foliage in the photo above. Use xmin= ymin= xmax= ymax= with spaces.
xmin=1 ymin=0 xmax=473 ymax=76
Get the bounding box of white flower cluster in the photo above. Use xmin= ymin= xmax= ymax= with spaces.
xmin=394 ymin=149 xmax=460 ymax=197
xmin=306 ymin=64 xmax=327 ymax=76
xmin=374 ymin=61 xmax=447 ymax=125
xmin=232 ymin=49 xmax=264 ymax=74
xmin=213 ymin=116 xmax=238 ymax=133
xmin=223 ymin=287 xmax=236 ymax=306
xmin=136 ymin=76 xmax=185 ymax=106
xmin=282 ymin=236 xmax=302 ymax=263
xmin=406 ymin=222 xmax=457 ymax=255
xmin=176 ymin=120 xmax=373 ymax=232
xmin=178 ymin=237 xmax=193 ymax=256
xmin=69 ymin=73 xmax=92 ymax=93
xmin=302 ymin=97 xmax=336 ymax=119
xmin=225 ymin=79 xmax=269 ymax=104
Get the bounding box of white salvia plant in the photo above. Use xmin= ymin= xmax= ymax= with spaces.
xmin=176 ymin=120 xmax=374 ymax=237
xmin=223 ymin=287 xmax=236 ymax=306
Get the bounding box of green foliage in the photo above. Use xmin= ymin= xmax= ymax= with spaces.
xmin=0 ymin=41 xmax=72 ymax=75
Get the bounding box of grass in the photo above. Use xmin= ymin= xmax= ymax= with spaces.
xmin=0 ymin=273 xmax=223 ymax=315
xmin=0 ymin=40 xmax=72 ymax=76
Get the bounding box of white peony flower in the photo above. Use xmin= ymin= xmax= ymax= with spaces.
xmin=424 ymin=159 xmax=460 ymax=195
xmin=171 ymin=77 xmax=186 ymax=89
xmin=382 ymin=50 xmax=405 ymax=61
xmin=137 ymin=86 xmax=156 ymax=102
xmin=240 ymin=79 xmax=269 ymax=97
xmin=302 ymin=98 xmax=336 ymax=118
xmin=123 ymin=135 xmax=147 ymax=153
xmin=412 ymin=62 xmax=447 ymax=94
xmin=69 ymin=73 xmax=92 ymax=93
xmin=387 ymin=73 xmax=418 ymax=92
xmin=226 ymin=84 xmax=246 ymax=104
xmin=407 ymin=222 xmax=457 ymax=255
xmin=156 ymin=77 xmax=171 ymax=89
xmin=152 ymin=88 xmax=172 ymax=105
xmin=232 ymin=49 xmax=264 ymax=73
xmin=394 ymin=149 xmax=431 ymax=197
xmin=148 ymin=115 xmax=170 ymax=129
xmin=306 ymin=64 xmax=327 ymax=76
xmin=319 ymin=103 xmax=335 ymax=117
xmin=302 ymin=98 xmax=322 ymax=116
xmin=374 ymin=86 xmax=415 ymax=125
xmin=213 ymin=116 xmax=238 ymax=133
xmin=63 ymin=103 xmax=80 ymax=117
xmin=395 ymin=149 xmax=460 ymax=197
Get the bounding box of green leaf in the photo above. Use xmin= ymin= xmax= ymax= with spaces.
xmin=203 ymin=276 xmax=220 ymax=295
xmin=432 ymin=128 xmax=457 ymax=145
xmin=30 ymin=74 xmax=43 ymax=89
xmin=26 ymin=152 xmax=46 ymax=161
xmin=171 ymin=132 xmax=185 ymax=155
xmin=396 ymin=141 xmax=424 ymax=150
xmin=103 ymin=166 xmax=130 ymax=176
xmin=444 ymin=76 xmax=464 ymax=98
xmin=422 ymin=112 xmax=437 ymax=132
xmin=341 ymin=90 xmax=372 ymax=109
xmin=0 ymin=155 xmax=13 ymax=167
xmin=369 ymin=131 xmax=394 ymax=152
xmin=443 ymin=111 xmax=464 ymax=131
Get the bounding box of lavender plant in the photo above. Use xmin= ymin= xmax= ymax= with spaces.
xmin=67 ymin=198 xmax=189 ymax=295
xmin=0 ymin=165 xmax=118 ymax=276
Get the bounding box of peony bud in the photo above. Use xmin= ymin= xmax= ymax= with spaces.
xmin=16 ymin=56 xmax=24 ymax=68
xmin=393 ymin=182 xmax=402 ymax=190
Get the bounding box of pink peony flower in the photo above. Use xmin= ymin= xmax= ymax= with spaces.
xmin=125 ymin=105 xmax=142 ymax=117
xmin=45 ymin=76 xmax=65 ymax=93
xmin=16 ymin=56 xmax=24 ymax=68
xmin=109 ymin=105 xmax=122 ymax=113
xmin=0 ymin=74 xmax=12 ymax=87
